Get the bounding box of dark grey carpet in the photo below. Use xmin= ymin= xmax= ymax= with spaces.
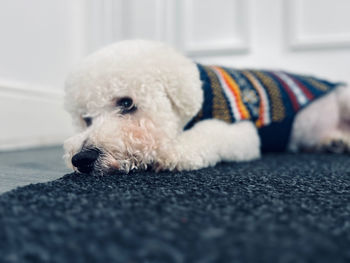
xmin=1 ymin=153 xmax=350 ymax=263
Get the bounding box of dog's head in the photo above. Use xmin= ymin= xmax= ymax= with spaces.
xmin=64 ymin=40 xmax=202 ymax=174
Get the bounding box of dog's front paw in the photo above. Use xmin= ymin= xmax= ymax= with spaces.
xmin=153 ymin=150 xmax=179 ymax=172
xmin=154 ymin=151 xmax=209 ymax=172
xmin=174 ymin=157 xmax=207 ymax=171
xmin=174 ymin=151 xmax=220 ymax=171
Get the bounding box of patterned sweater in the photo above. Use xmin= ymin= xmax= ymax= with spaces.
xmin=184 ymin=64 xmax=343 ymax=152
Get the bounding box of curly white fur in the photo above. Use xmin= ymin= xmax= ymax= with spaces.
xmin=64 ymin=39 xmax=350 ymax=174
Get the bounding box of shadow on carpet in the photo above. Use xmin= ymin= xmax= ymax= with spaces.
xmin=0 ymin=153 xmax=350 ymax=263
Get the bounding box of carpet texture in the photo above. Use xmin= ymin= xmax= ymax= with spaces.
xmin=1 ymin=153 xmax=350 ymax=263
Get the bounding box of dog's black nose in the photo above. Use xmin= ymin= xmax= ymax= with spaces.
xmin=72 ymin=149 xmax=100 ymax=174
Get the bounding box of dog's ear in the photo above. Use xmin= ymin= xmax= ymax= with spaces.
xmin=163 ymin=70 xmax=203 ymax=126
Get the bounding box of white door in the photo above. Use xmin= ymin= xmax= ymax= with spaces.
xmin=89 ymin=0 xmax=350 ymax=83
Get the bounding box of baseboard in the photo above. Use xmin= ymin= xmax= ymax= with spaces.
xmin=0 ymin=79 xmax=63 ymax=99
xmin=0 ymin=79 xmax=74 ymax=151
xmin=0 ymin=137 xmax=65 ymax=152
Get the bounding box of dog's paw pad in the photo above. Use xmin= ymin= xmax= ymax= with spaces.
xmin=323 ymin=139 xmax=348 ymax=154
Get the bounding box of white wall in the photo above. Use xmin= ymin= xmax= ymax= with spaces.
xmin=194 ymin=0 xmax=350 ymax=84
xmin=0 ymin=0 xmax=86 ymax=149
xmin=1 ymin=0 xmax=350 ymax=150
xmin=88 ymin=0 xmax=350 ymax=85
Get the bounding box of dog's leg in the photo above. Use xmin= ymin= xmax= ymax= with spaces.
xmin=165 ymin=120 xmax=260 ymax=171
xmin=316 ymin=131 xmax=350 ymax=153
xmin=289 ymin=85 xmax=350 ymax=153
xmin=320 ymin=85 xmax=350 ymax=153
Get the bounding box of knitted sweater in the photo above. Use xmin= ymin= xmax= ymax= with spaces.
xmin=184 ymin=64 xmax=343 ymax=152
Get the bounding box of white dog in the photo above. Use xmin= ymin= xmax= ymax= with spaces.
xmin=63 ymin=40 xmax=350 ymax=174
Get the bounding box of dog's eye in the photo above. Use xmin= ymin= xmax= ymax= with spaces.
xmin=116 ymin=97 xmax=137 ymax=114
xmin=117 ymin=97 xmax=133 ymax=108
xmin=83 ymin=117 xmax=92 ymax=127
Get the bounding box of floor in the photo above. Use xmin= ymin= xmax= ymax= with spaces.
xmin=0 ymin=146 xmax=70 ymax=194
xmin=1 ymin=152 xmax=349 ymax=262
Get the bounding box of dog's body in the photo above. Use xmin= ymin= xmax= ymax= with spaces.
xmin=185 ymin=64 xmax=343 ymax=153
xmin=64 ymin=40 xmax=350 ymax=174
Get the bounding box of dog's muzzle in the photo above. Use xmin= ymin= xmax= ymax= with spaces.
xmin=71 ymin=148 xmax=100 ymax=174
